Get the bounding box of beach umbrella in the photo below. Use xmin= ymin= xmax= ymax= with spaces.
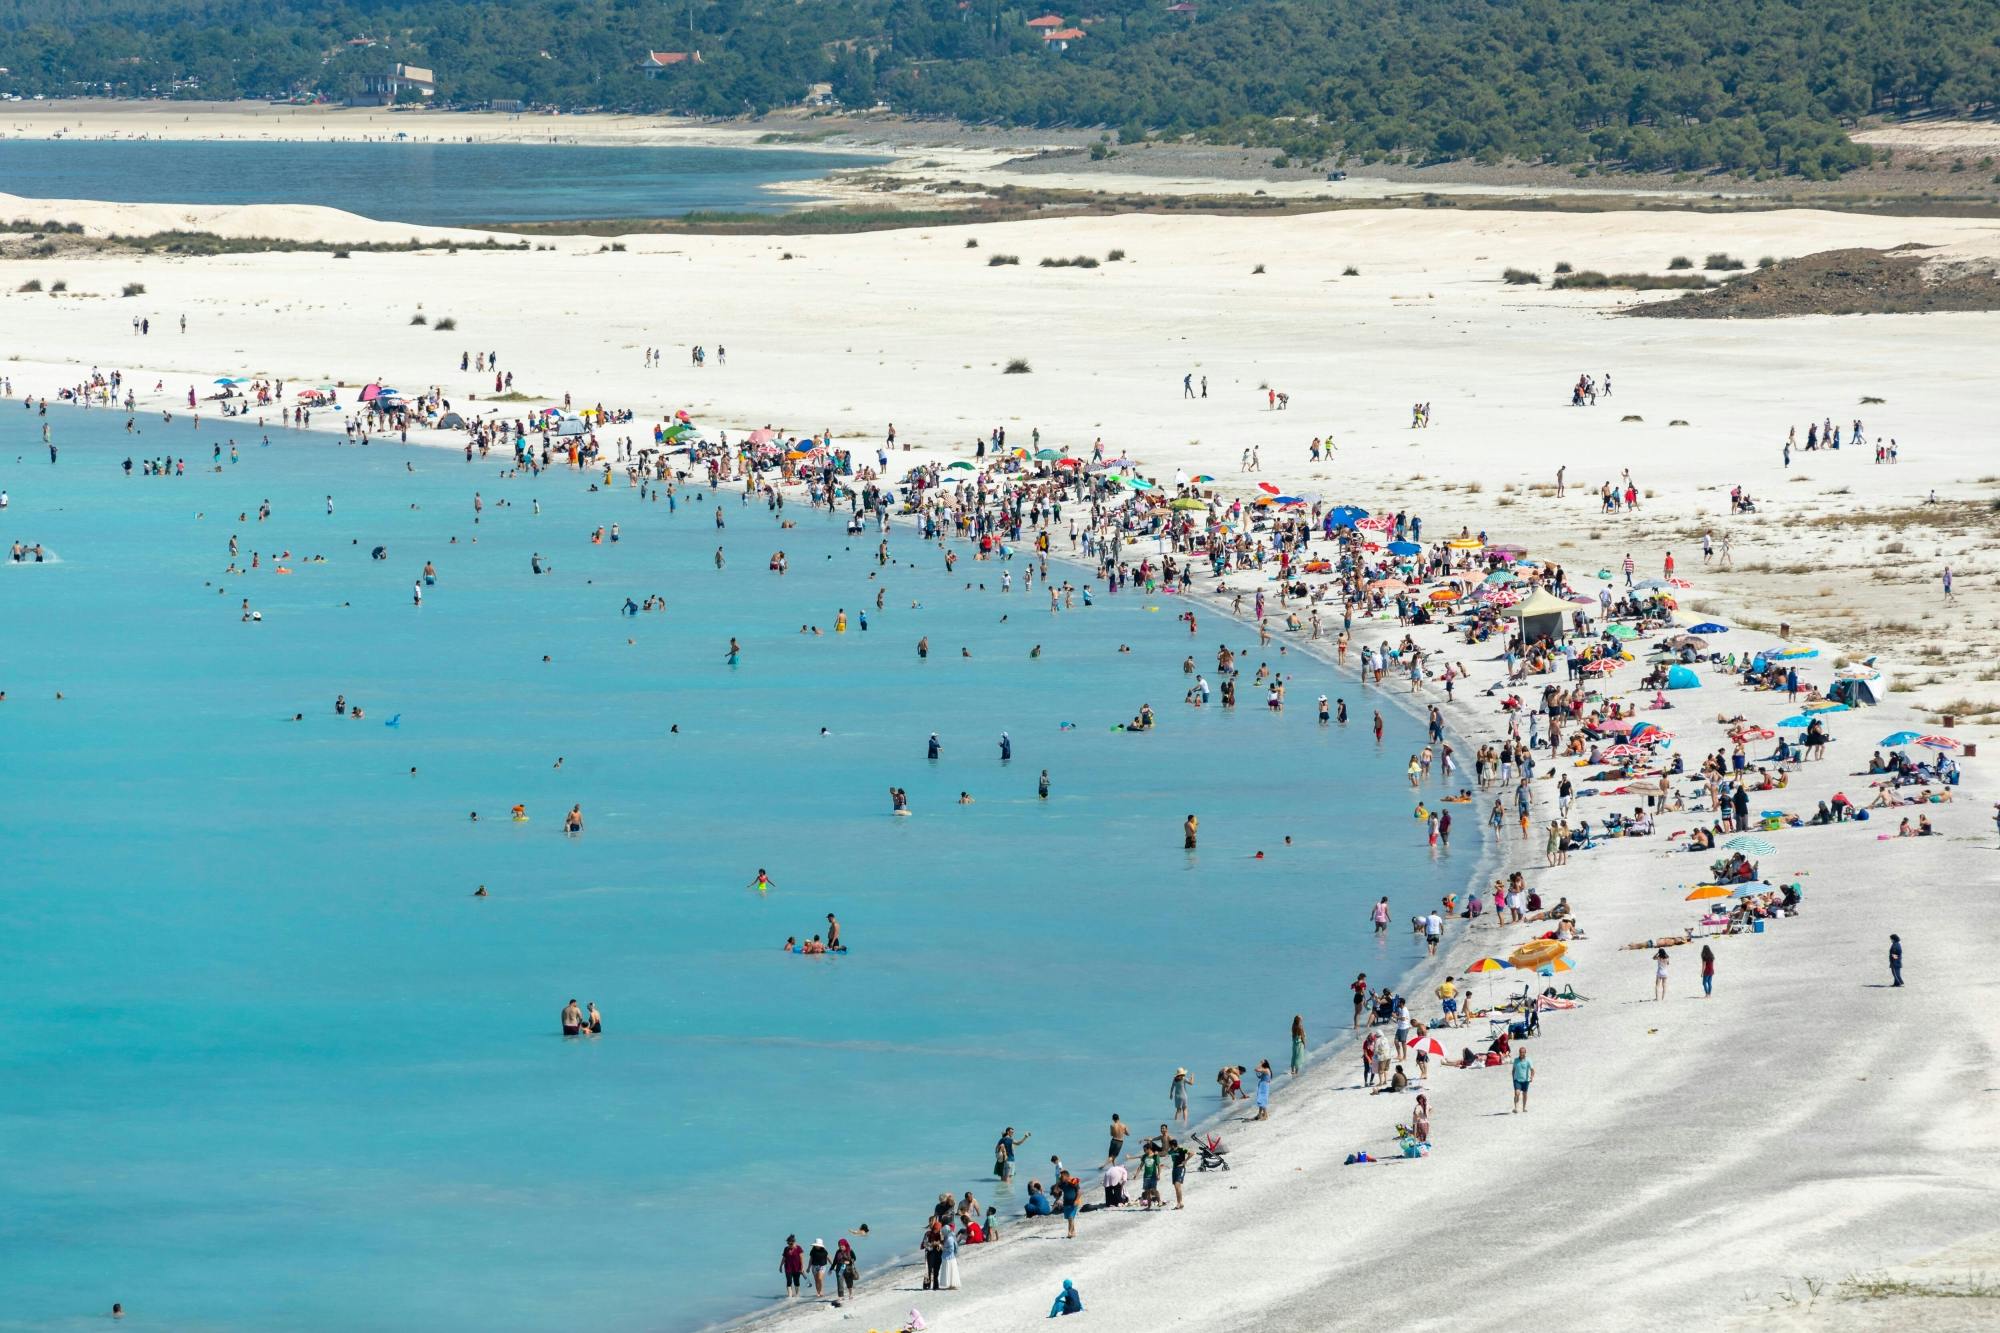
xmin=1191 ymin=474 xmax=1214 ymax=482
xmin=1916 ymin=735 xmax=1961 ymax=751
xmin=1488 ymin=544 xmax=1528 ymax=557
xmin=1406 ymin=1035 xmax=1446 ymax=1056
xmin=1056 ymin=457 xmax=1083 ymax=468
xmin=1508 ymin=940 xmax=1566 ymax=970
xmin=1258 ymin=482 xmax=1281 ymax=495
xmin=1689 ymin=622 xmax=1728 ymax=634
xmin=1604 ymin=623 xmax=1638 ymax=640
xmin=947 ymin=460 xmax=975 ymax=470
xmin=1632 ymin=578 xmax=1668 ymax=591
xmin=1777 ymin=714 xmax=1815 ymax=728
xmin=1169 ymin=498 xmax=1207 ymax=511
xmin=1601 ymin=743 xmax=1644 ymax=758
xmin=1387 ymin=540 xmax=1422 ymax=556
xmin=1685 ymin=885 xmax=1735 ymax=901
xmin=1428 ymin=588 xmax=1462 ymax=602
xmin=1124 ymin=476 xmax=1158 ymax=491
xmin=1666 ymin=664 xmax=1701 ymax=689
xmin=1583 ymin=659 xmax=1621 ymax=674
xmin=1356 ymin=516 xmax=1394 ymax=531
xmin=1568 ymin=594 xmax=1596 ymax=606
xmin=1879 ymin=731 xmax=1921 ymax=745
xmin=1536 ymin=959 xmax=1574 ymax=976
xmin=212 ymin=377 xmax=238 ymax=385
xmin=1447 ymin=537 xmax=1483 ymax=550
xmin=1724 ymin=835 xmax=1774 ymax=854
xmin=1327 ymin=504 xmax=1368 ymax=524
xmin=1033 ymin=448 xmax=1061 ymax=461
xmin=1465 ymin=958 xmax=1512 ymax=973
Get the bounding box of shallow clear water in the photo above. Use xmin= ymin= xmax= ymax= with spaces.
xmin=0 ymin=140 xmax=886 ymax=225
xmin=0 ymin=407 xmax=1473 ymax=1331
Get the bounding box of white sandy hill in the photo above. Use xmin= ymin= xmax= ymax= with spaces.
xmin=0 ymin=190 xmax=500 ymax=247
xmin=3 ymin=195 xmax=1998 ymax=1328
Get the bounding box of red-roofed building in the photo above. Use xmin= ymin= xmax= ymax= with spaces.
xmin=1166 ymin=2 xmax=1198 ymax=13
xmin=1042 ymin=27 xmax=1087 ymax=43
xmin=640 ymin=50 xmax=703 ymax=74
xmin=1026 ymin=15 xmax=1065 ymax=28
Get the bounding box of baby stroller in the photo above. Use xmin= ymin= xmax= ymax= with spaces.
xmin=1194 ymin=1132 xmax=1229 ymax=1172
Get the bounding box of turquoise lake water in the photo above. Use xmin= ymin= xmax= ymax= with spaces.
xmin=0 ymin=407 xmax=1474 ymax=1330
xmin=0 ymin=140 xmax=886 ymax=225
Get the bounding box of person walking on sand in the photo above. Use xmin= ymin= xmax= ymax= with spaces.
xmin=1699 ymin=944 xmax=1716 ymax=997
xmin=1889 ymin=933 xmax=1903 ymax=987
xmin=807 ymin=1238 xmax=831 ymax=1296
xmin=780 ymin=1235 xmax=805 ymax=1298
xmin=1511 ymin=1047 xmax=1534 ymax=1112
xmin=1654 ymin=947 xmax=1671 ymax=1000
xmin=1943 ymin=565 xmax=1954 ymax=601
xmin=1290 ymin=1015 xmax=1306 ymax=1076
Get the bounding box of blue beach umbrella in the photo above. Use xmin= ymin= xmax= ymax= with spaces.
xmin=1777 ymin=715 xmax=1813 ymax=728
xmin=1879 ymin=731 xmax=1921 ymax=745
xmin=1387 ymin=540 xmax=1422 ymax=556
xmin=1688 ymin=622 xmax=1728 ymax=634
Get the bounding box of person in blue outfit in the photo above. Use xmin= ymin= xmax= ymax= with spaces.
xmin=1048 ymin=1279 xmax=1083 ymax=1317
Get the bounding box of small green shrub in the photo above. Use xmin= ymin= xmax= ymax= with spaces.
xmin=989 ymin=254 xmax=1020 ymax=266
xmin=1667 ymin=255 xmax=1693 ymax=270
xmin=1705 ymin=252 xmax=1746 ymax=270
xmin=434 ymin=316 xmax=457 ymax=331
xmin=122 ymin=282 xmax=146 ymax=297
xmin=1502 ymin=267 xmax=1541 ymax=285
xmin=410 ymin=313 xmax=428 ymax=325
xmin=18 ymin=279 xmax=41 ymax=292
xmin=1003 ymin=357 xmax=1031 ymax=374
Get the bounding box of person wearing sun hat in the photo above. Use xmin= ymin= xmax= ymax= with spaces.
xmin=807 ymin=1238 xmax=831 ymax=1296
xmin=1169 ymin=1066 xmax=1191 ymax=1125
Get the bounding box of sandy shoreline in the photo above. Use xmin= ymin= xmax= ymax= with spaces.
xmin=6 ymin=189 xmax=1999 ymax=1330
xmin=0 ymin=101 xmax=1772 ymax=209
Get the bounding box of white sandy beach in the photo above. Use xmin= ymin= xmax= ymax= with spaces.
xmin=5 ymin=192 xmax=2000 ymax=1329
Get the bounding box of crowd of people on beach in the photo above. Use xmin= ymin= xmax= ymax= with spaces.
xmin=12 ymin=345 xmax=1974 ymax=1328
